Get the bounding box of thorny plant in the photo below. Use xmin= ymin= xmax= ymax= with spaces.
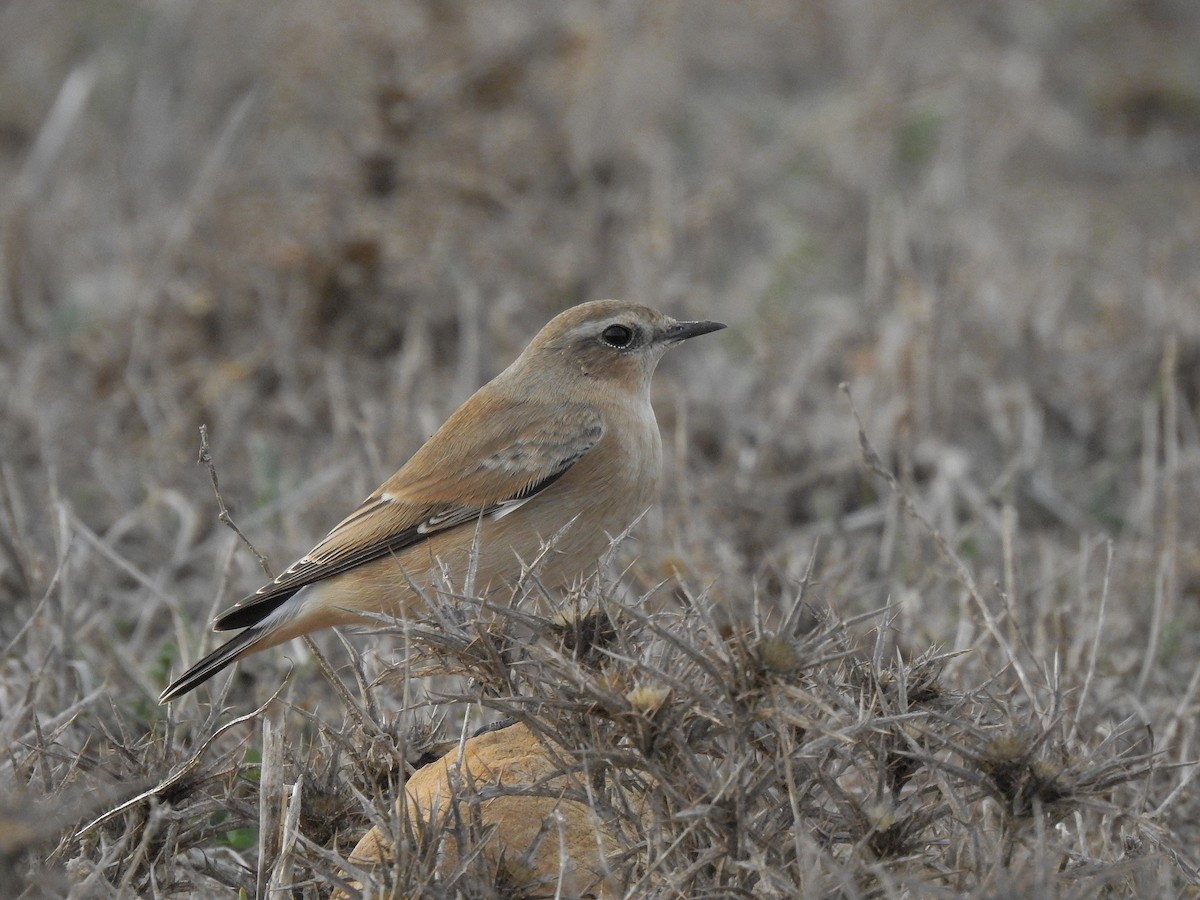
xmin=5 ymin=3 xmax=1200 ymax=898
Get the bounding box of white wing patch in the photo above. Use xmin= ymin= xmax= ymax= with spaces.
xmin=415 ymin=494 xmax=533 ymax=534
xmin=487 ymin=495 xmax=533 ymax=521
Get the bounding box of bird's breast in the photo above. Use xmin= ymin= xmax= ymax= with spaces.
xmin=474 ymin=397 xmax=662 ymax=591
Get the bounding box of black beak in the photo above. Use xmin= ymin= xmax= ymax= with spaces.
xmin=660 ymin=319 xmax=726 ymax=343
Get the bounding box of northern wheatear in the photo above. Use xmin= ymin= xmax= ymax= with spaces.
xmin=160 ymin=300 xmax=724 ymax=702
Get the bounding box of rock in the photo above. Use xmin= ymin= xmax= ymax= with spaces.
xmin=340 ymin=721 xmax=627 ymax=897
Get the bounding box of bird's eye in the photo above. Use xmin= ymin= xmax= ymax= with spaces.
xmin=601 ymin=324 xmax=635 ymax=348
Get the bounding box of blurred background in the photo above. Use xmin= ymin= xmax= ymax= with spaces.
xmin=2 ymin=0 xmax=1200 ymax=890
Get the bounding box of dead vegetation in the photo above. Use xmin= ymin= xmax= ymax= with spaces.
xmin=2 ymin=1 xmax=1200 ymax=897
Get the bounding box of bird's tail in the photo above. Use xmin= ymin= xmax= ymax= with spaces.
xmin=159 ymin=626 xmax=267 ymax=703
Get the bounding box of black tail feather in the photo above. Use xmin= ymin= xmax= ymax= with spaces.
xmin=159 ymin=626 xmax=265 ymax=703
xmin=213 ymin=590 xmax=297 ymax=631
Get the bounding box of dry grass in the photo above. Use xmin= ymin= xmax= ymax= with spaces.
xmin=3 ymin=1 xmax=1200 ymax=896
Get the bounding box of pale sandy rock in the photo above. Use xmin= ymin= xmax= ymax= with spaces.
xmin=339 ymin=722 xmax=628 ymax=898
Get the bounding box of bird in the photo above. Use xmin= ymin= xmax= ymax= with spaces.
xmin=159 ymin=300 xmax=725 ymax=702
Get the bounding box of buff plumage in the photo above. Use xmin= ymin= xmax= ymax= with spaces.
xmin=160 ymin=300 xmax=724 ymax=702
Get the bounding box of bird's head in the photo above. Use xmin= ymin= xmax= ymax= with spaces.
xmin=512 ymin=300 xmax=725 ymax=398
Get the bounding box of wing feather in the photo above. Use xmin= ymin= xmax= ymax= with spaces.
xmin=213 ymin=400 xmax=603 ymax=631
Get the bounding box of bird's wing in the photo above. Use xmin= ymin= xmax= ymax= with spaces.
xmin=213 ymin=400 xmax=604 ymax=630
